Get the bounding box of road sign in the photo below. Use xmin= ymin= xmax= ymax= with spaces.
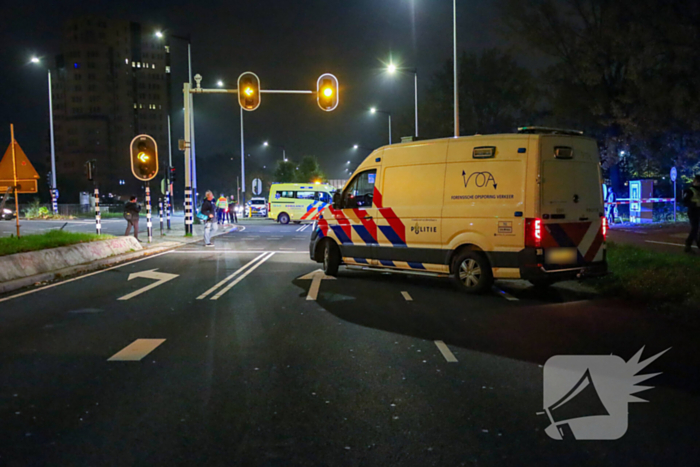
xmin=670 ymin=167 xmax=677 ymax=182
xmin=252 ymin=178 xmax=262 ymax=195
xmin=117 ymin=269 xmax=179 ymax=300
xmin=0 ymin=140 xmax=40 ymax=193
xmin=298 ymin=269 xmax=336 ymax=300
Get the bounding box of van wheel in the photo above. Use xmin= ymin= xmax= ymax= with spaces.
xmin=452 ymin=250 xmax=493 ymax=294
xmin=278 ymin=213 xmax=290 ymax=224
xmin=321 ymin=240 xmax=340 ymax=276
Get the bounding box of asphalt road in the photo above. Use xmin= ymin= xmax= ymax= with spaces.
xmin=0 ymin=220 xmax=698 ymax=466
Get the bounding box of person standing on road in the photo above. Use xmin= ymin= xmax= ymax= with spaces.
xmin=216 ymin=194 xmax=228 ymax=225
xmin=202 ymin=191 xmax=217 ymax=247
xmin=124 ymin=196 xmax=142 ymax=242
xmin=606 ymin=187 xmax=617 ymax=225
xmin=683 ymin=174 xmax=700 ymax=253
xmin=228 ymin=195 xmax=237 ymax=224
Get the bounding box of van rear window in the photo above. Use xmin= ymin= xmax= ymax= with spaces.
xmin=473 ymin=146 xmax=496 ymax=159
xmin=554 ymin=146 xmax=574 ymax=159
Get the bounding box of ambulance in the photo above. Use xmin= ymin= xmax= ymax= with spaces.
xmin=268 ymin=183 xmax=335 ymax=224
xmin=309 ymin=128 xmax=607 ymax=293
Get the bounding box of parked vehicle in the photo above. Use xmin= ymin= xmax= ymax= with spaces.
xmin=269 ymin=183 xmax=334 ymax=224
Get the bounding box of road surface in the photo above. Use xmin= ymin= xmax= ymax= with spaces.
xmin=0 ymin=220 xmax=698 ymax=466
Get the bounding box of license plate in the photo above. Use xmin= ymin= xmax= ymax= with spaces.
xmin=545 ymin=248 xmax=578 ymax=265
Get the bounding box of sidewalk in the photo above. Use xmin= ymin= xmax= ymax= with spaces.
xmin=609 ymin=222 xmax=696 ymax=255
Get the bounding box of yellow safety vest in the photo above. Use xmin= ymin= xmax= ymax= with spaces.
xmin=216 ymin=197 xmax=228 ymax=208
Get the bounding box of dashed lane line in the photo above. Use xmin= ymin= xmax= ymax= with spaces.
xmin=401 ymin=291 xmax=413 ymax=301
xmin=434 ymin=340 xmax=458 ymax=363
xmin=108 ymin=339 xmax=166 ymax=361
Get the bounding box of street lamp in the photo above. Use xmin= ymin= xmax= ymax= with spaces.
xmin=29 ymin=56 xmax=58 ymax=214
xmin=353 ymin=144 xmax=359 ymax=149
xmin=263 ymin=141 xmax=287 ymax=162
xmin=217 ymin=80 xmax=223 ymax=87
xmin=370 ymin=108 xmax=392 ymax=145
xmin=384 ymin=61 xmax=419 ymax=138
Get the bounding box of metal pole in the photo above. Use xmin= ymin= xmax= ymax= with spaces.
xmin=674 ymin=179 xmax=677 ymax=222
xmin=159 ymin=197 xmax=164 ymax=236
xmin=240 ymin=106 xmax=246 ymax=205
xmin=283 ymin=148 xmax=286 ymax=162
xmin=184 ymin=82 xmax=193 ymax=235
xmin=414 ymin=71 xmax=419 ymax=138
xmin=188 ymin=43 xmax=198 ymax=209
xmin=388 ymin=114 xmax=392 ymax=145
xmin=146 ymin=183 xmax=152 ymax=243
xmin=94 ymin=187 xmax=101 ymax=235
xmin=48 ymin=70 xmax=58 ymax=214
xmin=167 ymin=114 xmax=173 ymax=227
xmin=10 ymin=124 xmax=20 ymax=238
xmin=165 ymin=190 xmax=171 ymax=230
xmin=453 ymin=0 xmax=459 ymax=137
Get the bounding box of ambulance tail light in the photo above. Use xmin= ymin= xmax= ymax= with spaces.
xmin=601 ymin=216 xmax=608 ymax=240
xmin=525 ymin=218 xmax=542 ymax=248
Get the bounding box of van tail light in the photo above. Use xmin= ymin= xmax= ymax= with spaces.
xmin=601 ymin=216 xmax=608 ymax=240
xmin=525 ymin=218 xmax=542 ymax=248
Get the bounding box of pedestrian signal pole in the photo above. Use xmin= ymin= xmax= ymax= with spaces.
xmin=159 ymin=197 xmax=164 ymax=236
xmin=145 ymin=184 xmax=152 ymax=243
xmin=94 ymin=187 xmax=101 ymax=235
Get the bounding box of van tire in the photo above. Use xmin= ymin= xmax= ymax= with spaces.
xmin=452 ymin=250 xmax=493 ymax=294
xmin=321 ymin=240 xmax=340 ymax=276
xmin=278 ymin=213 xmax=290 ymax=225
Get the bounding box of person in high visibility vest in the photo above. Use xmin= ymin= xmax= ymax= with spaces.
xmin=216 ymin=194 xmax=228 ymax=225
xmin=683 ymin=174 xmax=700 ymax=253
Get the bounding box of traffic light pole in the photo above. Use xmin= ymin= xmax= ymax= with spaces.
xmin=240 ymin=106 xmax=245 ymax=206
xmin=183 ymin=82 xmax=193 ymax=235
xmin=146 ymin=183 xmax=153 ymax=244
xmin=94 ymin=186 xmax=101 ymax=235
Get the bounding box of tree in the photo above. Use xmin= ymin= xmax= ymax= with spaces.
xmin=295 ymin=155 xmax=325 ymax=183
xmin=273 ymin=160 xmax=296 ymax=183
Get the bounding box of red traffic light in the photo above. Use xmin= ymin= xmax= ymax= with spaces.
xmin=238 ymin=72 xmax=261 ymax=111
xmin=130 ymin=134 xmax=159 ymax=181
xmin=317 ymin=73 xmax=339 ymax=111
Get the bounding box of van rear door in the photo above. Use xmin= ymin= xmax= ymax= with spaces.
xmin=539 ymin=136 xmax=604 ymax=266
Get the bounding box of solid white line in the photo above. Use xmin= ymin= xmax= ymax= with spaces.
xmin=645 ymin=240 xmax=688 ymax=248
xmin=434 ymin=340 xmax=458 ymax=363
xmin=196 ymin=253 xmax=266 ymax=300
xmin=108 ymin=339 xmax=166 ymax=361
xmin=0 ymin=250 xmax=172 ymax=304
xmin=401 ymin=291 xmax=413 ymax=301
xmin=210 ymin=252 xmax=275 ymax=300
xmin=168 ymin=250 xmax=306 ymax=254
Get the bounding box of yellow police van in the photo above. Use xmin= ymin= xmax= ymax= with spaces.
xmin=309 ymin=128 xmax=607 ymax=293
xmin=269 ymin=183 xmax=335 ymax=224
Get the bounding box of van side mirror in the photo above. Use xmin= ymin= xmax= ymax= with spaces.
xmin=332 ymin=191 xmax=341 ymax=209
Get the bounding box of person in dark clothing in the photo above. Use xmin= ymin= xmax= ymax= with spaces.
xmin=201 ymin=190 xmax=217 ymax=246
xmin=124 ymin=196 xmax=142 ymax=241
xmin=228 ymin=196 xmax=237 ymax=224
xmin=683 ymin=174 xmax=700 ymax=253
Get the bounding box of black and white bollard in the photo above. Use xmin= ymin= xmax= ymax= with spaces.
xmin=165 ymin=191 xmax=171 ymax=230
xmin=146 ymin=184 xmax=153 ymax=243
xmin=184 ymin=187 xmax=193 ymax=235
xmin=94 ymin=187 xmax=101 ymax=235
xmin=50 ymin=189 xmax=58 ymax=215
xmin=159 ymin=198 xmax=164 ymax=236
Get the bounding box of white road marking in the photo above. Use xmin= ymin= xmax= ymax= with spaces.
xmin=299 ymin=269 xmax=336 ymax=301
xmin=108 ymin=339 xmax=166 ymax=361
xmin=117 ymin=269 xmax=179 ymax=300
xmin=493 ymin=287 xmax=519 ymax=301
xmin=645 ymin=240 xmax=689 ymax=248
xmin=401 ymin=291 xmax=413 ymax=301
xmin=0 ymin=251 xmax=172 ymax=304
xmin=168 ymin=250 xmax=307 ymax=254
xmin=434 ymin=340 xmax=458 ymax=363
xmin=210 ymin=252 xmax=275 ymax=300
xmin=197 ymin=253 xmax=267 ymax=300
xmin=296 ymin=224 xmax=311 ymax=232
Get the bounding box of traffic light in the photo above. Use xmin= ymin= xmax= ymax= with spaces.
xmin=169 ymin=166 xmax=176 ymax=184
xmin=130 ymin=134 xmax=159 ymax=181
xmin=317 ymin=73 xmax=339 ymax=111
xmin=237 ymin=72 xmax=261 ymax=111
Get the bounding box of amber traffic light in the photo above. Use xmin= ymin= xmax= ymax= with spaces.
xmin=130 ymin=134 xmax=158 ymax=181
xmin=238 ymin=72 xmax=261 ymax=111
xmin=317 ymin=73 xmax=339 ymax=111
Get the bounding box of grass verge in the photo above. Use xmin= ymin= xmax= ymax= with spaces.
xmin=0 ymin=230 xmax=114 ymax=256
xmin=593 ymin=242 xmax=700 ymax=310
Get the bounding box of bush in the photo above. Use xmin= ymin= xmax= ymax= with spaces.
xmin=0 ymin=230 xmax=113 ymax=256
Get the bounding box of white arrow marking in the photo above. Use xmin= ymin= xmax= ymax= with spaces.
xmin=118 ymin=269 xmax=179 ymax=300
xmin=299 ymin=269 xmax=336 ymax=301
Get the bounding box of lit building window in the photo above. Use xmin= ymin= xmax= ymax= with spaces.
xmin=164 ymin=45 xmax=170 ymax=53
xmin=133 ymin=103 xmax=137 ymax=108
xmin=137 ymin=62 xmax=141 ymax=68
xmin=125 ymin=58 xmax=129 ymax=64
xmin=132 ymin=62 xmax=135 ymax=68
xmin=165 ymin=66 xmax=170 ymax=74
xmin=152 ymin=64 xmax=155 ymax=69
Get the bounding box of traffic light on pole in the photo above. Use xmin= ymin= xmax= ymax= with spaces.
xmin=237 ymin=72 xmax=261 ymax=111
xmin=317 ymin=73 xmax=339 ymax=111
xmin=130 ymin=134 xmax=159 ymax=181
xmin=169 ymin=166 xmax=176 ymax=184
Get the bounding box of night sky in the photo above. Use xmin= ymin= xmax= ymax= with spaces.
xmin=1 ymin=0 xmax=511 ymax=186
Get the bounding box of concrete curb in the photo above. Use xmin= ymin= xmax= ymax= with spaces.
xmin=0 ymin=226 xmax=237 ymax=295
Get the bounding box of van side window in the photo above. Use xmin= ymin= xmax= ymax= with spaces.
xmin=276 ymin=191 xmax=295 ymax=199
xmin=315 ymin=191 xmax=331 ymax=203
xmin=473 ymin=146 xmax=496 ymax=159
xmin=296 ymin=191 xmax=315 ymax=200
xmin=554 ymin=147 xmax=574 ymax=159
xmin=342 ymin=169 xmax=376 ymax=209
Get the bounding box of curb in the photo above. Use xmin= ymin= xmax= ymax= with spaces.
xmin=0 ymin=226 xmax=239 ymax=296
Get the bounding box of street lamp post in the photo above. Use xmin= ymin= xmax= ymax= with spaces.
xmin=263 ymin=141 xmax=287 ymax=162
xmin=370 ymin=108 xmax=392 ymax=145
xmin=453 ymin=0 xmax=459 ymax=137
xmin=30 ymin=57 xmax=58 ymax=214
xmin=386 ymin=63 xmax=419 ymax=138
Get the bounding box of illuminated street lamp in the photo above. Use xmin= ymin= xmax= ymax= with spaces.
xmin=217 ymin=80 xmax=224 ymax=87
xmin=370 ymin=108 xmax=392 ymax=145
xmin=29 ymin=56 xmax=57 ymax=214
xmin=384 ymin=61 xmax=419 ymax=137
